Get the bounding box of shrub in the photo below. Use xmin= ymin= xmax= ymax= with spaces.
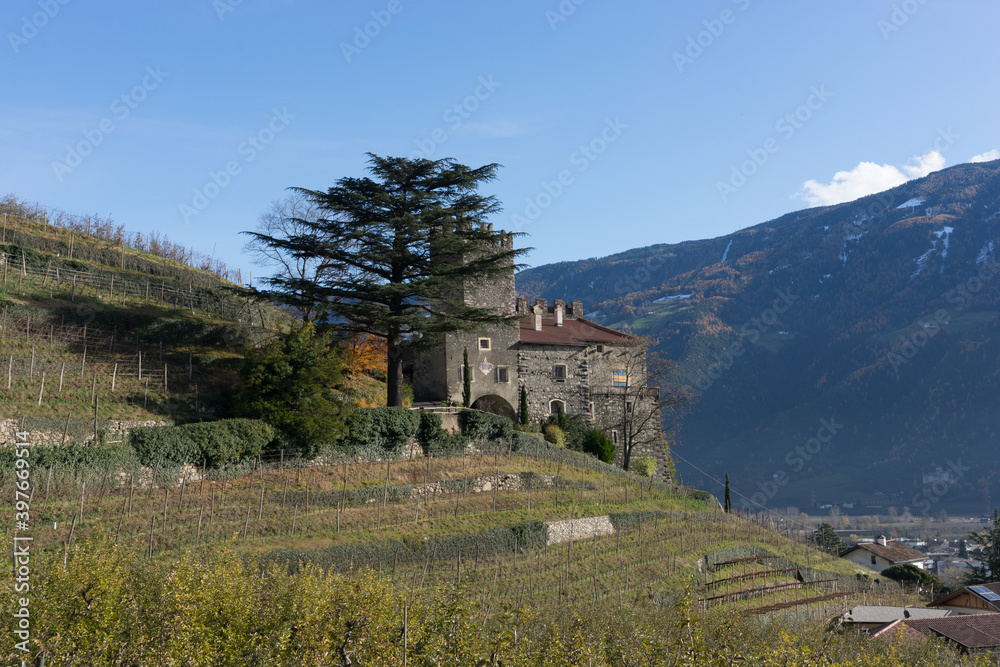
xmin=129 ymin=419 xmax=274 ymax=467
xmin=582 ymin=429 xmax=616 ymax=463
xmin=546 ymin=412 xmax=588 ymax=450
xmin=130 ymin=426 xmax=199 ymax=466
xmin=417 ymin=411 xmax=464 ymax=455
xmin=347 ymin=407 xmax=420 ymax=450
xmin=460 ymin=410 xmax=514 ymax=442
xmin=632 ymin=455 xmax=657 ymax=478
xmin=543 ymin=424 xmax=565 ymax=447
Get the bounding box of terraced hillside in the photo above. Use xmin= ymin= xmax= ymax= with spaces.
xmin=0 ymin=199 xmax=285 ymax=425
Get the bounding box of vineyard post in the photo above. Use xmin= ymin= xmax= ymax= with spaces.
xmin=115 ymin=498 xmax=126 ymax=543
xmin=257 ymin=483 xmax=264 ymax=520
xmin=36 ymin=371 xmax=44 ymax=405
xmin=29 ymin=346 xmax=34 ymax=379
xmin=147 ymin=517 xmax=155 ymax=559
xmin=196 ymin=502 xmax=204 ymax=546
xmin=128 ymin=475 xmax=134 ymax=518
xmin=242 ymin=500 xmax=251 ymax=539
xmin=44 ymin=466 xmax=53 ymax=508
xmin=178 ymin=478 xmax=185 ymax=510
xmin=59 ymin=362 xmax=65 ymax=391
xmin=78 ymin=481 xmax=86 ymax=525
xmin=162 ymin=489 xmax=169 ymax=534
xmin=6 ymin=355 xmax=10 ymax=389
xmin=291 ymin=503 xmax=297 ymax=535
xmin=81 ymin=345 xmax=86 ymax=376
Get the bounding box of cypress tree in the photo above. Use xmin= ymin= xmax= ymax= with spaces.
xmin=724 ymin=473 xmax=732 ymax=513
xmin=462 ymin=347 xmax=471 ymax=408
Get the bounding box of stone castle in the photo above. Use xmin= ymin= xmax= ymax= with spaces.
xmin=408 ymin=228 xmax=669 ymax=478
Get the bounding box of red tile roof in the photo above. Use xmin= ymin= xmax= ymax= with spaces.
xmin=518 ymin=316 xmax=633 ymax=346
xmin=842 ymin=540 xmax=927 ymax=564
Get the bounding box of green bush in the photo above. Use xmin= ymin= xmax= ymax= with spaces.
xmin=515 ymin=423 xmax=542 ymax=434
xmin=547 ymin=412 xmax=588 ymax=450
xmin=632 ymin=455 xmax=657 ymax=478
xmin=582 ymin=429 xmax=616 ymax=463
xmin=460 ymin=410 xmax=514 ymax=442
xmin=543 ymin=424 xmax=565 ymax=447
xmin=347 ymin=407 xmax=420 ymax=450
xmin=130 ymin=426 xmax=199 ymax=466
xmin=130 ymin=419 xmax=274 ymax=467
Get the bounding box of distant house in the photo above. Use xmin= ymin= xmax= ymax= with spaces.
xmin=840 ymin=536 xmax=927 ymax=573
xmin=841 ymin=605 xmax=952 ymax=634
xmin=929 ymin=583 xmax=1000 ymax=615
xmin=875 ymin=613 xmax=1000 ymax=655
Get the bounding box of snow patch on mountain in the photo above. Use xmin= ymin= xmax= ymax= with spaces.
xmin=897 ymin=198 xmax=926 ymax=210
xmin=977 ymin=241 xmax=995 ymax=266
xmin=653 ymin=294 xmax=692 ymax=303
xmin=839 ymin=231 xmax=868 ymax=266
xmin=721 ymin=239 xmax=732 ymax=263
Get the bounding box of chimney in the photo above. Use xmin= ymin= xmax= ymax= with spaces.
xmin=535 ymin=298 xmax=547 ymax=309
xmin=533 ymin=305 xmax=543 ymax=331
xmin=516 ymin=297 xmax=528 ymax=315
xmin=570 ymin=300 xmax=583 ymax=318
xmin=877 ymin=535 xmax=887 ymax=546
xmin=555 ymin=305 xmax=564 ymax=327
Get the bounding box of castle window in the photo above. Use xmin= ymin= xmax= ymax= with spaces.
xmin=496 ymin=366 xmax=509 ymax=383
xmin=610 ymin=430 xmax=619 ymax=445
xmin=612 ymin=369 xmax=627 ymax=387
xmin=626 ymin=401 xmax=633 ymax=414
xmin=549 ymin=399 xmax=565 ymax=415
xmin=596 ymin=344 xmax=605 ymax=353
xmin=478 ymin=337 xmax=491 ymax=351
xmin=553 ymin=364 xmax=567 ymax=381
xmin=871 ymin=555 xmax=877 ymax=565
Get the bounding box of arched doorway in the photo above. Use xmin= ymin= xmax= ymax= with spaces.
xmin=470 ymin=395 xmax=517 ymax=421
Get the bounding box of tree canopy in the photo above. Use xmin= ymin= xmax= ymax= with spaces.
xmin=246 ymin=154 xmax=528 ymax=405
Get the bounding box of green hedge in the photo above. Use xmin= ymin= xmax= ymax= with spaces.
xmin=460 ymin=410 xmax=514 ymax=441
xmin=346 ymin=407 xmax=420 ymax=449
xmin=129 ymin=419 xmax=273 ymax=467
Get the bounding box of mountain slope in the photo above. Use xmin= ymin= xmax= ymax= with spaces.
xmin=516 ymin=160 xmax=1000 ymax=512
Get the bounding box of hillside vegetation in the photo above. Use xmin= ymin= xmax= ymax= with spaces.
xmin=0 ymin=195 xmax=285 ymax=424
xmin=517 ymin=160 xmax=1000 ymax=511
xmin=2 ymin=434 xmax=971 ymax=665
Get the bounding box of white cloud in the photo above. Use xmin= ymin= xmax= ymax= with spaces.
xmin=970 ymin=149 xmax=1000 ymax=163
xmin=794 ymin=151 xmax=946 ymax=207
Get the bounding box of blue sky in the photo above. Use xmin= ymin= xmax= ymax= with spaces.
xmin=3 ymin=0 xmax=999 ymax=279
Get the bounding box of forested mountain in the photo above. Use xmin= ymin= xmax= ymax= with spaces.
xmin=516 ymin=160 xmax=1000 ymax=513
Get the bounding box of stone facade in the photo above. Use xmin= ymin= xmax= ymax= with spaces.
xmin=409 ymin=232 xmax=671 ymax=480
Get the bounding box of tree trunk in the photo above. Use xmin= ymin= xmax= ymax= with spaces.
xmin=387 ymin=335 xmax=405 ymax=407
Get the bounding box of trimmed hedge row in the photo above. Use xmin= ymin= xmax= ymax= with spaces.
xmin=129 ymin=419 xmax=274 ymax=467
xmin=345 ymin=407 xmax=420 ymax=450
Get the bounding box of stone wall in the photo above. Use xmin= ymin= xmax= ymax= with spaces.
xmin=517 ymin=343 xmax=591 ymax=422
xmin=0 ymin=419 xmax=166 ymax=446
